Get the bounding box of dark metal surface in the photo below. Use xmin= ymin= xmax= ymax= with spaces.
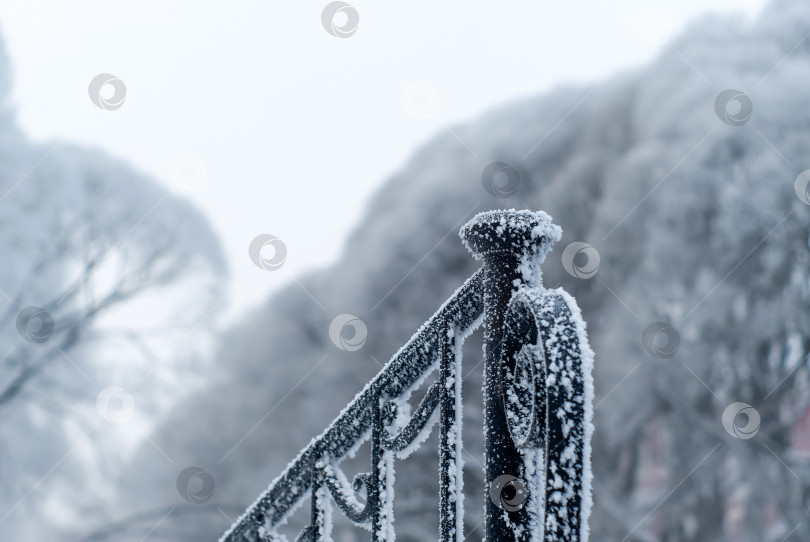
xmin=459 ymin=210 xmax=557 ymax=542
xmin=221 ymin=210 xmax=590 ymax=542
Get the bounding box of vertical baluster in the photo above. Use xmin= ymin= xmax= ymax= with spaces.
xmin=300 ymin=457 xmax=332 ymax=542
xmin=368 ymin=399 xmax=383 ymax=540
xmin=370 ymin=397 xmax=395 ymax=541
xmin=313 ymin=470 xmax=331 ymax=542
xmin=439 ymin=325 xmax=464 ymax=541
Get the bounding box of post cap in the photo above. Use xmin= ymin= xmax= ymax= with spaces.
xmin=459 ymin=209 xmax=562 ymax=262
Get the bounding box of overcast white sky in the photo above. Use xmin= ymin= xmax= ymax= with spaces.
xmin=0 ymin=0 xmax=768 ymax=322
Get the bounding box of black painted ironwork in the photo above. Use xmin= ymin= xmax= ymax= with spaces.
xmin=221 ymin=210 xmax=593 ymax=542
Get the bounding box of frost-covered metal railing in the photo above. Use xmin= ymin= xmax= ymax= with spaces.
xmin=222 ymin=210 xmax=594 ymax=542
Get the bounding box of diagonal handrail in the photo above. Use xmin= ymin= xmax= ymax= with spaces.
xmin=221 ymin=209 xmax=593 ymax=542
xmin=222 ymin=271 xmax=484 ymax=541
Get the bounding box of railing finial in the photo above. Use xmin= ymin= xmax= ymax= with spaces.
xmin=459 ymin=209 xmax=561 ymax=287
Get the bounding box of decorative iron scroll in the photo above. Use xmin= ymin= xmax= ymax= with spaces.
xmin=499 ymin=288 xmax=593 ymax=541
xmin=221 ymin=210 xmax=593 ymax=542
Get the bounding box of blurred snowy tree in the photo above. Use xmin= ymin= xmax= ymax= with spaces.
xmin=0 ymin=39 xmax=227 ymax=539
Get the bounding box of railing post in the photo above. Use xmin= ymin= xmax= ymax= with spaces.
xmin=220 ymin=208 xmax=593 ymax=542
xmin=460 ymin=210 xmax=560 ymax=542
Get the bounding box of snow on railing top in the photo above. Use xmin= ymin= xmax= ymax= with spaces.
xmin=221 ymin=209 xmax=593 ymax=542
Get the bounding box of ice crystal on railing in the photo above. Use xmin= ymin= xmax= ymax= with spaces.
xmin=459 ymin=208 xmax=562 ymax=289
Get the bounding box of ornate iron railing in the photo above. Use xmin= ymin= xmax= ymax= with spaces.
xmin=221 ymin=210 xmax=594 ymax=542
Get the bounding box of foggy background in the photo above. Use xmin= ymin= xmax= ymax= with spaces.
xmin=1 ymin=0 xmax=810 ymax=540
